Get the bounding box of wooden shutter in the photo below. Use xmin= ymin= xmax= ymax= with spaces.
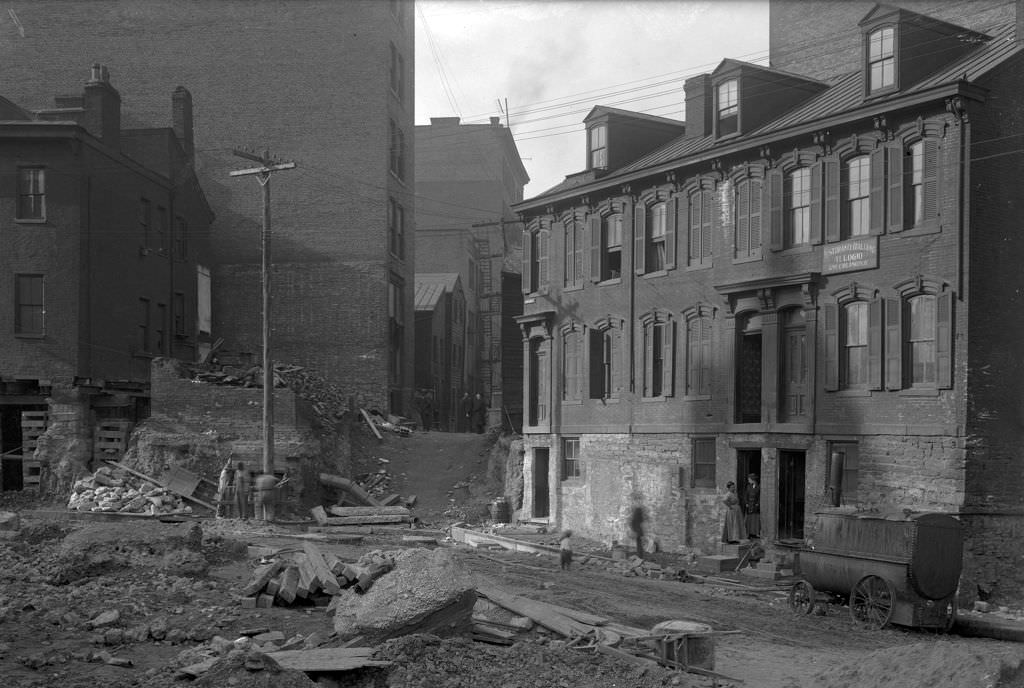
xmin=824 ymin=158 xmax=840 ymax=242
xmin=869 ymin=147 xmax=885 ymax=235
xmin=665 ymin=197 xmax=678 ymax=270
xmin=701 ymin=191 xmax=713 ymax=260
xmin=633 ymin=201 xmax=646 ymax=275
xmin=643 ymin=322 xmax=654 ymax=396
xmin=735 ymin=182 xmax=749 ymax=256
xmin=884 ymin=297 xmax=902 ymax=390
xmin=867 ymin=297 xmax=883 ymax=390
xmin=767 ymin=167 xmax=784 ymax=250
xmin=749 ymin=180 xmax=762 ymax=254
xmin=922 ymin=139 xmax=939 ymax=225
xmin=685 ymin=319 xmax=697 ymax=396
xmin=809 ymin=161 xmax=823 ymax=245
xmin=662 ymin=320 xmax=675 ymax=397
xmin=887 ymin=145 xmax=904 ymax=233
xmin=521 ymin=229 xmax=533 ymax=294
xmin=589 ymin=215 xmax=602 ymax=283
xmin=688 ymin=193 xmax=700 ymax=265
xmin=936 ymin=290 xmax=953 ymax=388
xmin=700 ymin=317 xmax=712 ymax=395
xmin=573 ymin=222 xmax=585 ymax=286
xmin=823 ymin=302 xmax=839 ymax=391
xmin=611 ymin=326 xmax=623 ymax=396
xmin=538 ymin=227 xmax=550 ymax=289
xmin=622 ymin=202 xmax=634 ymax=275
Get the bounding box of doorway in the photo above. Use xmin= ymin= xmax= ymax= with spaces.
xmin=736 ymin=314 xmax=762 ymax=423
xmin=778 ymin=450 xmax=806 ymax=541
xmin=532 ymin=447 xmax=550 ymax=518
xmin=737 ymin=449 xmax=762 ymax=535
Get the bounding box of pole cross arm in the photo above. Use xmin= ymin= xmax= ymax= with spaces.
xmin=230 ymin=162 xmax=296 ymax=177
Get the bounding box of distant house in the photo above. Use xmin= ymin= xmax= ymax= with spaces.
xmin=414 ymin=273 xmax=466 ymax=431
xmin=513 ymin=2 xmax=1024 ymax=598
xmin=0 ymin=64 xmax=213 ymax=490
xmin=416 ymin=116 xmax=530 ymax=431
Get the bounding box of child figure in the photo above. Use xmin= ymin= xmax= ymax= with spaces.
xmin=559 ymin=529 xmax=574 ymax=570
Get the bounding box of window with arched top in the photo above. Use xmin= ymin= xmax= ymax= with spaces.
xmin=780 ymin=308 xmax=808 ymax=420
xmin=683 ymin=306 xmax=714 ymax=398
xmin=886 ymin=279 xmax=953 ymax=390
xmin=588 ymin=318 xmax=624 ymax=400
xmin=844 ymin=155 xmax=871 ymax=238
xmin=639 ymin=312 xmax=675 ymax=398
xmin=734 ymin=178 xmax=762 ymax=260
xmin=785 ymin=168 xmax=811 ymax=248
xmin=823 ymin=285 xmax=883 ymax=392
xmin=633 ymin=191 xmax=676 ymax=275
xmin=521 ymin=221 xmax=550 ymax=295
xmin=560 ymin=323 xmax=585 ymax=402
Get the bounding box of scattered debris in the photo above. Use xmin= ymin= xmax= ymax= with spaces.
xmin=66 ymin=465 xmax=194 ymax=516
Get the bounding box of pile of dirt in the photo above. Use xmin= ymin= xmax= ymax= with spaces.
xmin=808 ymin=639 xmax=1024 ymax=688
xmin=376 ymin=633 xmax=687 ymax=688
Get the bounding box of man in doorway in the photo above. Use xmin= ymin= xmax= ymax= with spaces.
xmin=744 ymin=473 xmax=761 ymax=538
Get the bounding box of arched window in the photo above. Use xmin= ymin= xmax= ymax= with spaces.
xmin=844 ymin=155 xmax=871 ymax=238
xmin=734 ymin=178 xmax=762 ymax=260
xmin=684 ymin=310 xmax=713 ymax=398
xmin=588 ymin=319 xmax=623 ymax=399
xmin=785 ymin=168 xmax=811 ymax=247
xmin=640 ymin=312 xmax=675 ymax=398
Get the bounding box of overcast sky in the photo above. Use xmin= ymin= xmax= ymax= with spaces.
xmin=415 ymin=0 xmax=770 ymax=199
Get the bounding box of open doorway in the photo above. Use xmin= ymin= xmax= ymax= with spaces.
xmin=532 ymin=447 xmax=550 ymax=518
xmin=778 ymin=450 xmax=806 ymax=541
xmin=737 ymin=449 xmax=762 ymax=537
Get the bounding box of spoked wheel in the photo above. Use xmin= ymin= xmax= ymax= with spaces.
xmin=789 ymin=580 xmax=816 ymax=615
xmin=849 ymin=575 xmax=894 ymax=629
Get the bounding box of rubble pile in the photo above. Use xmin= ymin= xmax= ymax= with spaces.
xmin=355 ymin=468 xmax=397 ymax=503
xmin=66 ymin=465 xmax=192 ymax=516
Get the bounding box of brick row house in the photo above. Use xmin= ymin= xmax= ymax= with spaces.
xmin=0 ymin=65 xmax=213 ymax=489
xmin=1 ymin=1 xmax=416 ymax=419
xmin=513 ymin=3 xmax=1024 ymax=597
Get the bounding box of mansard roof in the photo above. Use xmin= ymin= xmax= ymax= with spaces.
xmin=516 ymin=21 xmax=1019 ymax=211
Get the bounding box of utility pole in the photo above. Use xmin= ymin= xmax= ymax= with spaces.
xmin=229 ymin=149 xmax=296 ymax=495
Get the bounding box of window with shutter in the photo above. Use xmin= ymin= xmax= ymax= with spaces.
xmin=589 ymin=321 xmax=622 ymax=400
xmin=688 ymin=189 xmax=714 ymax=268
xmin=685 ymin=314 xmax=713 ymax=397
xmin=844 ymin=156 xmax=871 ymax=238
xmin=642 ymin=314 xmax=674 ymax=398
xmin=785 ymin=168 xmax=811 ymax=248
xmin=734 ymin=179 xmax=762 ymax=260
xmin=561 ymin=325 xmax=583 ymax=402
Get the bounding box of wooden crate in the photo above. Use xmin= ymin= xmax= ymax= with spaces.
xmin=93 ymin=419 xmax=132 ymax=457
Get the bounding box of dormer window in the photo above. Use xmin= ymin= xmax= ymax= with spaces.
xmin=716 ymin=79 xmax=738 ymax=136
xmin=589 ymin=124 xmax=607 ymax=169
xmin=867 ymin=26 xmax=895 ymax=92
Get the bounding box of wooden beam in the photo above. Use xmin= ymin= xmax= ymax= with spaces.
xmin=327 ymin=505 xmax=411 ymax=518
xmin=266 ymin=648 xmax=391 ymax=672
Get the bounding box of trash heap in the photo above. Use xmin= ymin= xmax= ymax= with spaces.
xmin=66 ymin=465 xmax=192 ymax=515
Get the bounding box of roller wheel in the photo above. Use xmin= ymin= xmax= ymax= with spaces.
xmin=789 ymin=580 xmax=816 ymax=615
xmin=849 ymin=575 xmax=894 ymax=629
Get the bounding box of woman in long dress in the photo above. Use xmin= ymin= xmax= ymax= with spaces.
xmin=722 ymin=481 xmax=745 ymax=544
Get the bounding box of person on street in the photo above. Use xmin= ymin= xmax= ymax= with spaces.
xmin=215 ymin=459 xmax=234 ymax=518
xmin=233 ymin=462 xmax=250 ymax=520
xmin=722 ymin=481 xmax=744 ymax=544
xmin=745 ymin=473 xmax=761 ymax=538
xmin=629 ymin=504 xmax=647 ymax=558
xmin=460 ymin=392 xmax=472 ymax=432
xmin=559 ymin=529 xmax=574 ymax=571
xmin=470 ymin=392 xmax=488 ymax=434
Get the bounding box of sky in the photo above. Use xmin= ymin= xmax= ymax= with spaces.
xmin=414 ymin=0 xmax=771 ymax=199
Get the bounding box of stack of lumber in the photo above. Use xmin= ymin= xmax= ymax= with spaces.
xmin=240 ymin=542 xmax=393 ymax=608
xmin=311 ymin=505 xmax=413 ymax=527
xmin=66 ymin=465 xmax=192 ymax=516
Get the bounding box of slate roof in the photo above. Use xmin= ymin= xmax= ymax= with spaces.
xmin=523 ymin=22 xmax=1021 ymax=206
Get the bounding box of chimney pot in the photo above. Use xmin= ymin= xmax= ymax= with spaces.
xmin=490 ymin=116 xmax=501 ymax=126
xmin=90 ymin=63 xmax=102 ymax=82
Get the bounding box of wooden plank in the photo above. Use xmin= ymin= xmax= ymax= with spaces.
xmin=380 ymin=493 xmax=403 ymax=506
xmin=323 ymin=552 xmax=347 ymax=577
xmin=302 ymin=542 xmax=340 ymax=595
xmin=161 ymin=465 xmax=202 ymax=497
xmin=318 ymin=473 xmax=381 ymax=507
xmin=324 ymin=514 xmax=410 ymax=525
xmin=266 ymin=648 xmax=391 ymax=672
xmin=310 ymin=505 xmax=329 ymax=526
xmin=326 ymin=505 xmax=411 ymax=518
xmin=276 ymin=565 xmax=299 ymax=604
xmin=476 ymin=584 xmax=604 ymax=640
xmin=295 ymin=553 xmax=320 ymax=598
xmin=360 ymin=408 xmax=383 ymax=441
xmin=241 ymin=560 xmax=285 ymax=596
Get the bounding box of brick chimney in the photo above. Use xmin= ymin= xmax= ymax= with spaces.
xmin=83 ymin=63 xmax=121 ymax=148
xmin=683 ymin=73 xmax=713 ymax=139
xmin=172 ymin=86 xmax=194 ymax=161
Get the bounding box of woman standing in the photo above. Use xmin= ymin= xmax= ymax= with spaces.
xmin=744 ymin=473 xmax=761 ymax=538
xmin=722 ymin=482 xmax=745 ymax=544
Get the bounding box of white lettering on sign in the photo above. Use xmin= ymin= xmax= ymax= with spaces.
xmin=822 ymin=237 xmax=879 ymax=274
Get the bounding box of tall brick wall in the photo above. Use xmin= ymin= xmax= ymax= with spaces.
xmin=769 ymin=1 xmax=1014 ymax=82
xmin=0 ymin=1 xmax=416 ymax=409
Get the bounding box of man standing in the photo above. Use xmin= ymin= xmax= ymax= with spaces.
xmin=470 ymin=392 xmax=488 ymax=434
xmin=629 ymin=504 xmax=647 ymax=559
xmin=460 ymin=392 xmax=472 ymax=432
xmin=234 ymin=462 xmax=250 ymax=520
xmin=744 ymin=473 xmax=761 ymax=539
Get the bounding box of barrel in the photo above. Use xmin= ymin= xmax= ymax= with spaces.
xmin=650 ymin=620 xmax=715 ymax=670
xmin=489 ymin=497 xmax=511 ymax=523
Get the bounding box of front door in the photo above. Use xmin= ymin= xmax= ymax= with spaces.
xmin=533 ymin=448 xmax=550 ymax=518
xmin=778 ymin=450 xmax=806 ymax=541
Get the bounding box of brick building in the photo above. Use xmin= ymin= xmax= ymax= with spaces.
xmin=413 ymin=273 xmax=466 ymax=431
xmin=0 ymin=1 xmax=416 ymax=415
xmin=513 ymin=2 xmax=1024 ymax=598
xmin=0 ymin=65 xmax=213 ymax=489
xmin=415 ymin=116 xmax=530 ymax=431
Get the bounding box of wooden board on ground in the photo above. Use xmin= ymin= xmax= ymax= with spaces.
xmin=266 ymin=647 xmax=391 ymax=672
xmin=359 ymin=408 xmax=383 ymax=441
xmin=477 ymin=584 xmax=618 ymax=643
xmin=310 ymin=506 xmax=329 ymax=526
xmin=326 ymin=505 xmax=410 ymax=517
xmin=277 ymin=565 xmax=300 ymax=604
xmin=324 ymin=514 xmax=410 ymax=525
xmin=104 ymin=460 xmax=216 ymax=513
xmin=242 ymin=560 xmax=285 ymax=597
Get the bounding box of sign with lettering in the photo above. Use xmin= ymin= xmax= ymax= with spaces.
xmin=822 ymin=236 xmax=878 ymax=274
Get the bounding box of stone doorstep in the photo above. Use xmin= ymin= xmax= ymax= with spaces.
xmin=719 ymin=542 xmax=753 ymax=557
xmin=695 ymin=554 xmax=740 ymax=573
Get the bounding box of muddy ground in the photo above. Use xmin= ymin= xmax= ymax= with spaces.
xmin=1 ymin=429 xmax=1023 ymax=688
